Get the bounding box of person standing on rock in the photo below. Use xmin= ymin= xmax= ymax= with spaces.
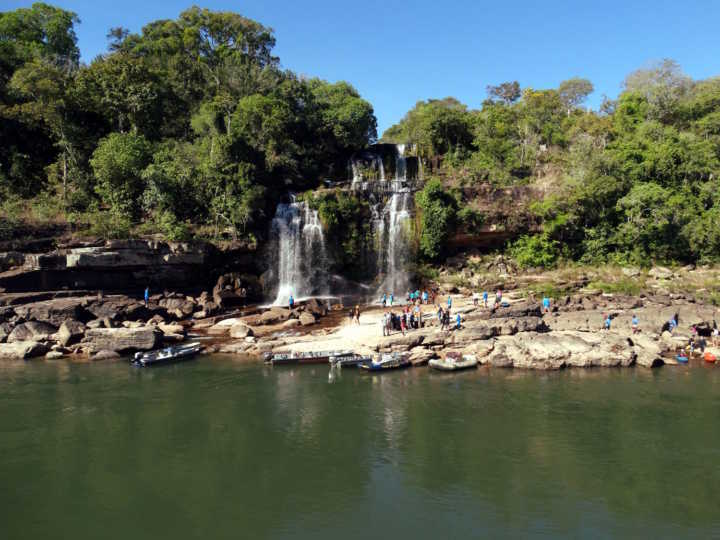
xmin=289 ymin=294 xmax=294 ymax=309
xmin=483 ymin=291 xmax=488 ymax=308
xmin=382 ymin=293 xmax=387 ymax=307
xmin=631 ymin=314 xmax=639 ymax=334
xmin=473 ymin=291 xmax=479 ymax=306
xmin=382 ymin=311 xmax=390 ymax=336
xmin=447 ymin=295 xmax=452 ymax=310
xmin=390 ymin=293 xmax=394 ymax=307
xmin=455 ymin=313 xmax=462 ymax=330
xmin=144 ymin=286 xmax=150 ymax=307
xmin=604 ymin=314 xmax=612 ymax=331
xmin=542 ymin=296 xmax=551 ymax=314
xmin=496 ymin=289 xmax=503 ymax=306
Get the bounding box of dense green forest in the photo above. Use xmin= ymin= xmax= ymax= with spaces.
xmin=2 ymin=3 xmax=720 ymax=268
xmin=0 ymin=3 xmax=376 ymax=241
xmin=385 ymin=65 xmax=720 ymax=266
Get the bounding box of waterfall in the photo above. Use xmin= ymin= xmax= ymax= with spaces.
xmin=396 ymin=144 xmax=407 ymax=182
xmin=377 ymin=189 xmax=413 ymax=296
xmin=373 ymin=143 xmax=417 ymax=297
xmin=271 ymin=197 xmax=328 ymax=305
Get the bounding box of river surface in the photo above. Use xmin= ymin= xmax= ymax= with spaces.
xmin=2 ymin=357 xmax=720 ymax=539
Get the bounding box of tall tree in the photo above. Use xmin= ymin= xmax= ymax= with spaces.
xmin=558 ymin=77 xmax=594 ymax=116
xmin=486 ymin=81 xmax=521 ymax=104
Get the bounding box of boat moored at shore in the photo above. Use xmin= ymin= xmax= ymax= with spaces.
xmin=133 ymin=342 xmax=202 ymax=367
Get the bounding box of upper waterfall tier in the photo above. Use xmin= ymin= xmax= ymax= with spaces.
xmin=349 ymin=143 xmax=421 ymax=189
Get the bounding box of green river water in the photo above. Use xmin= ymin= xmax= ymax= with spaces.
xmin=2 ymin=357 xmax=720 ymax=539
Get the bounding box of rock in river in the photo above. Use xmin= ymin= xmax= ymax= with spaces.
xmin=0 ymin=341 xmax=49 ymax=360
xmin=83 ymin=327 xmax=161 ymax=353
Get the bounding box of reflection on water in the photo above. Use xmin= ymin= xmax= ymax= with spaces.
xmin=1 ymin=359 xmax=720 ymax=539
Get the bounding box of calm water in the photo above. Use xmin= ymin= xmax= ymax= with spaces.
xmin=2 ymin=357 xmax=720 ymax=539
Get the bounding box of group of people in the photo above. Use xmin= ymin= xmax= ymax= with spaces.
xmin=471 ymin=289 xmax=505 ymax=309
xmin=381 ymin=289 xmax=433 ymax=307
xmin=382 ymin=304 xmax=424 ymax=336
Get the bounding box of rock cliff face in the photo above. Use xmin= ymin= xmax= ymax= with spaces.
xmin=0 ymin=239 xmax=261 ymax=295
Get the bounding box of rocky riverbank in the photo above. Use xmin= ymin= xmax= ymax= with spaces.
xmin=2 ymin=237 xmax=719 ymax=369
xmin=207 ymin=291 xmax=717 ymax=370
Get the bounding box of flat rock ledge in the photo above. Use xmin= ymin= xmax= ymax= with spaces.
xmin=469 ymin=331 xmax=659 ymax=370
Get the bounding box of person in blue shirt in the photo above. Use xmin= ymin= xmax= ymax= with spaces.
xmin=604 ymin=314 xmax=611 ymax=331
xmin=422 ymin=290 xmax=428 ymax=304
xmin=389 ymin=293 xmax=394 ymax=307
xmin=289 ymin=294 xmax=294 ymax=308
xmin=144 ymin=286 xmax=149 ymax=307
xmin=456 ymin=313 xmax=462 ymax=330
xmin=447 ymin=295 xmax=452 ymax=309
xmin=382 ymin=293 xmax=387 ymax=307
xmin=482 ymin=291 xmax=488 ymax=308
xmin=631 ymin=314 xmax=639 ymax=334
xmin=542 ymin=296 xmax=550 ymax=313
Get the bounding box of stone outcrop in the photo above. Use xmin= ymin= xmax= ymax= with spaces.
xmin=229 ymin=323 xmax=253 ymax=339
xmin=13 ymin=299 xmax=92 ymax=326
xmin=83 ymin=327 xmax=161 ymax=353
xmin=7 ymin=321 xmax=58 ymax=343
xmin=298 ymin=312 xmax=316 ymax=326
xmin=482 ymin=331 xmax=636 ymax=370
xmin=0 ymin=341 xmax=48 ymax=359
xmin=57 ymin=320 xmax=86 ymax=346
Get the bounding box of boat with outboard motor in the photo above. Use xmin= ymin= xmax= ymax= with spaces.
xmin=132 ymin=342 xmax=202 ymax=367
xmin=264 ymin=350 xmax=355 ymax=365
xmin=359 ymin=352 xmax=411 ymax=372
xmin=329 ymin=353 xmax=372 ymax=367
xmin=429 ymin=352 xmax=478 ymax=371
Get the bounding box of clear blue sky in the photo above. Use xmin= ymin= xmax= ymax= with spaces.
xmin=6 ymin=0 xmax=720 ymax=134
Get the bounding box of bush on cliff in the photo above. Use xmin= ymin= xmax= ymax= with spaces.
xmin=415 ymin=179 xmax=457 ymax=261
xmin=509 ymin=234 xmax=559 ymax=269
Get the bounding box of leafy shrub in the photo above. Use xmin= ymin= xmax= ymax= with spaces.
xmin=415 ymin=178 xmax=457 ymax=261
xmin=85 ymin=208 xmax=132 ymax=239
xmin=509 ymin=234 xmax=559 ymax=268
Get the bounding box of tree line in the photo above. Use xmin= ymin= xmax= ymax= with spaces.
xmin=0 ymin=3 xmax=376 ymax=241
xmin=385 ymin=61 xmax=720 ymax=266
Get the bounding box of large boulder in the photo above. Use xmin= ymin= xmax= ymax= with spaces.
xmin=57 ymin=320 xmax=86 ymax=346
xmin=303 ymin=298 xmax=327 ymax=318
xmin=260 ymin=308 xmax=291 ymax=325
xmin=207 ymin=317 xmax=246 ymax=335
xmin=484 ymin=331 xmax=636 ymax=370
xmin=7 ymin=321 xmax=57 ymax=343
xmin=629 ymin=334 xmax=666 ymax=368
xmin=229 ymin=323 xmax=254 ymax=338
xmin=489 ymin=301 xmax=541 ymax=319
xmin=298 ymin=312 xmax=316 ymax=327
xmin=448 ymin=317 xmax=546 ymax=346
xmin=0 ymin=341 xmax=48 ymax=359
xmin=409 ymin=347 xmax=436 ymax=366
xmin=13 ymin=299 xmax=92 ymax=326
xmin=378 ymin=332 xmax=425 ymax=352
xmin=83 ymin=327 xmax=161 ymax=353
